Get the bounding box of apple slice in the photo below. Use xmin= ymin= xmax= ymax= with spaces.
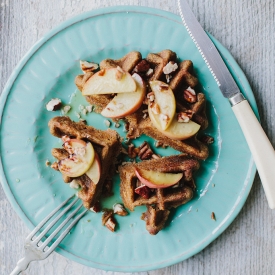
xmin=101 ymin=73 xmax=146 ymax=118
xmin=86 ymin=153 xmax=101 ymax=184
xmin=148 ymin=80 xmax=176 ymax=130
xmin=58 ymin=139 xmax=95 ymax=177
xmin=149 ymin=107 xmax=200 ymax=140
xmin=82 ymin=67 xmax=136 ymax=95
xmin=135 ymin=168 xmax=183 ymax=188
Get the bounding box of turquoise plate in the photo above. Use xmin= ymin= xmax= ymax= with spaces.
xmin=0 ymin=6 xmax=257 ymax=272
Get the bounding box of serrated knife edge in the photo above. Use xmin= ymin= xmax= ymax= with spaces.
xmin=177 ymin=0 xmax=241 ymax=102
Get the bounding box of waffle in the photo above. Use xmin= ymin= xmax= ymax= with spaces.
xmin=126 ymin=50 xmax=209 ymax=160
xmin=49 ymin=116 xmax=121 ymax=208
xmin=119 ymin=154 xmax=199 ymax=234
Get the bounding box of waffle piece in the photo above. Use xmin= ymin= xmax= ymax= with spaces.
xmin=119 ymin=155 xmax=199 ymax=211
xmin=119 ymin=154 xmax=199 ymax=234
xmin=49 ymin=116 xmax=121 ymax=208
xmin=125 ymin=50 xmax=209 ymax=159
xmin=75 ymin=51 xmax=142 ymax=112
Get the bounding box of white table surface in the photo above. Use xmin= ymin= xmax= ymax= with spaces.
xmin=1 ymin=1 xmax=275 ymax=274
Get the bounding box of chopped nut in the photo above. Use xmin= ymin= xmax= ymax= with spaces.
xmin=128 ymin=144 xmax=137 ymax=158
xmin=90 ymin=201 xmax=101 ymax=213
xmin=104 ymin=119 xmax=111 ymax=127
xmin=45 ymin=160 xmax=51 ymax=167
xmin=163 ymin=61 xmax=178 ymax=74
xmin=138 ymin=141 xmax=154 ymax=160
xmin=82 ymin=108 xmax=87 ymax=115
xmin=102 ymin=209 xmax=116 ymax=232
xmin=159 ymin=113 xmax=169 ymax=123
xmin=123 ymin=122 xmax=129 ymax=132
xmin=62 ymin=105 xmax=71 ymax=115
xmin=143 ymin=113 xmax=148 ymax=119
xmin=75 ymin=112 xmax=81 ymax=119
xmin=113 ymin=203 xmax=128 ymax=216
xmin=147 ymin=92 xmax=154 ymax=99
xmin=146 ymin=68 xmax=154 ymax=77
xmin=166 ymin=74 xmax=172 ymax=83
xmin=51 ymin=162 xmax=59 ymax=171
xmin=121 ymin=147 xmax=128 ymax=155
xmin=171 ymin=182 xmax=181 ymax=188
xmin=115 ymin=122 xmax=120 ymax=128
xmin=200 ymin=134 xmax=214 ymax=145
xmin=151 ymin=154 xmax=160 ymax=159
xmin=149 ymin=95 xmax=155 ymax=102
xmin=183 ymin=89 xmax=197 ymax=103
xmin=46 ymin=98 xmax=62 ymax=111
xmin=85 ymin=105 xmax=93 ymax=113
xmin=105 ymin=217 xmax=116 ymax=232
xmin=211 ymin=212 xmax=216 ymax=221
xmin=79 ymin=104 xmax=85 ymax=111
xmin=61 ymin=135 xmax=71 ymax=143
xmin=135 ymin=184 xmax=151 ymax=199
xmin=69 ymin=180 xmax=80 ymax=189
xmin=177 ymin=111 xmax=193 ymax=123
xmin=80 ymin=60 xmax=99 ymax=73
xmin=98 ymin=69 xmax=105 ymax=76
xmin=154 ymin=140 xmax=167 ymax=148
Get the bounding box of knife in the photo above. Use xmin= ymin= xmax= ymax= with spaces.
xmin=178 ymin=0 xmax=275 ymax=209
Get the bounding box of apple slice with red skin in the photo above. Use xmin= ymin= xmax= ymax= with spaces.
xmin=148 ymin=80 xmax=176 ymax=130
xmin=58 ymin=139 xmax=95 ymax=177
xmin=82 ymin=67 xmax=136 ymax=95
xmin=85 ymin=153 xmax=101 ymax=184
xmin=135 ymin=168 xmax=183 ymax=189
xmin=148 ymin=107 xmax=200 ymax=140
xmin=101 ymin=73 xmax=146 ymax=118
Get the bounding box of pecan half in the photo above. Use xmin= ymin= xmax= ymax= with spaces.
xmin=138 ymin=141 xmax=154 ymax=160
xmin=133 ymin=59 xmax=150 ymax=74
xmin=183 ymin=89 xmax=197 ymax=103
xmin=135 ymin=185 xmax=151 ymax=199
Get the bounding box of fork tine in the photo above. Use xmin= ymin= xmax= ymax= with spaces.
xmin=32 ymin=196 xmax=79 ymax=243
xmin=45 ymin=209 xmax=89 ymax=256
xmin=27 ymin=194 xmax=76 ymax=240
xmin=39 ymin=203 xmax=84 ymax=250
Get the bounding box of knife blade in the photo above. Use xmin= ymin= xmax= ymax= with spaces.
xmin=178 ymin=0 xmax=275 ymax=209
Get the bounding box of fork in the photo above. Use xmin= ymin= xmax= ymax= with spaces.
xmin=10 ymin=195 xmax=88 ymax=275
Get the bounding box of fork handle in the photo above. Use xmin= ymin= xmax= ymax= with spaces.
xmin=10 ymin=257 xmax=31 ymax=275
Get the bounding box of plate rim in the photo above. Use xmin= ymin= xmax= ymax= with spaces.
xmin=0 ymin=5 xmax=256 ymax=272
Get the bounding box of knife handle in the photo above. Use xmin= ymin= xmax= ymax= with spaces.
xmin=232 ymin=99 xmax=275 ymax=209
